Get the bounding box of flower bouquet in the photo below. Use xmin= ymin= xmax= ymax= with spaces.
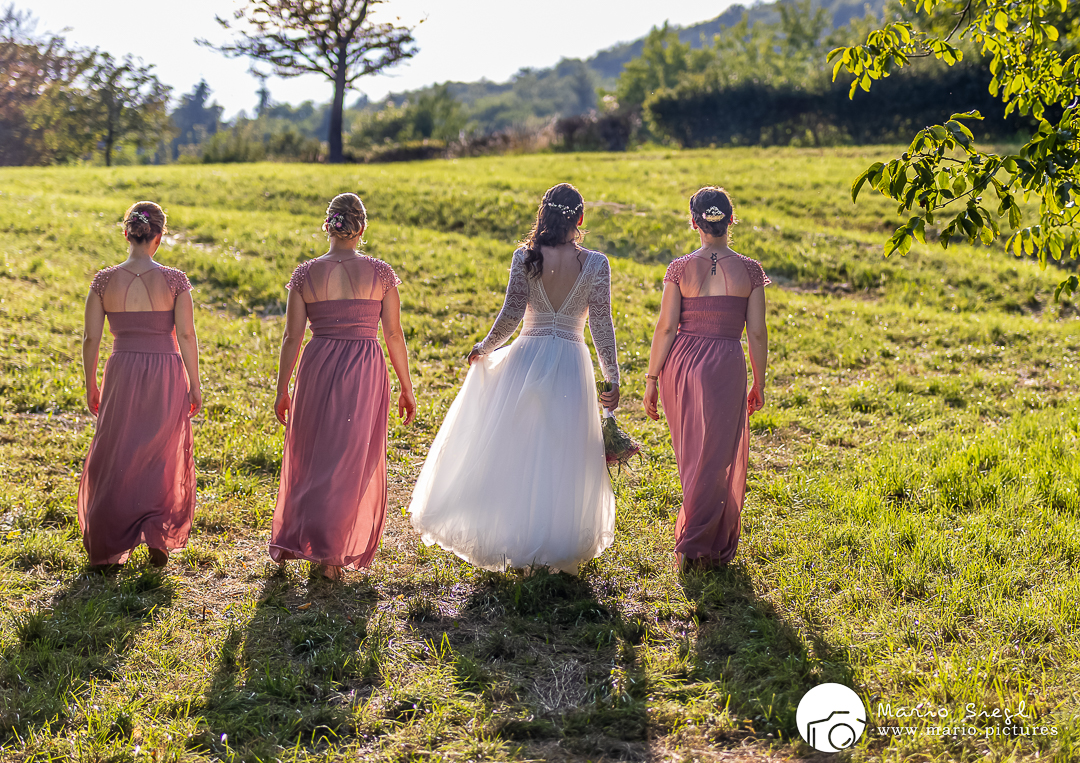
xmin=596 ymin=380 xmax=642 ymax=469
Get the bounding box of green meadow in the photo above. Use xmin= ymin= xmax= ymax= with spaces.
xmin=0 ymin=149 xmax=1078 ymax=762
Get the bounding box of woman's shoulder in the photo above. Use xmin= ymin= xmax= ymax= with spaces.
xmin=156 ymin=265 xmax=193 ymax=296
xmin=729 ymin=252 xmax=771 ymax=288
xmin=89 ymin=265 xmax=120 ymax=297
xmin=286 ymin=259 xmax=318 ymax=292
xmin=663 ymin=253 xmax=696 ymax=284
xmin=362 ymin=255 xmax=402 ymax=294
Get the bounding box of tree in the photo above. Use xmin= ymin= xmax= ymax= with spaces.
xmin=0 ymin=5 xmax=89 ymax=165
xmin=200 ymin=0 xmax=418 ymax=163
xmin=171 ymin=80 xmax=224 ymax=158
xmin=829 ymin=0 xmax=1080 ymax=297
xmin=82 ymin=52 xmax=172 ymax=166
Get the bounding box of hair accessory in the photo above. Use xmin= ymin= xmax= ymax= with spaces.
xmin=130 ymin=211 xmax=150 ymax=225
xmin=327 ymin=212 xmax=347 ymax=230
xmin=544 ymin=201 xmax=584 ymax=219
xmin=702 ymin=206 xmax=726 ymax=223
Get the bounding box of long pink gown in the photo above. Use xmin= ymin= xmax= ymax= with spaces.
xmin=658 ymin=253 xmax=770 ymax=564
xmin=269 ymin=256 xmax=401 ymax=569
xmin=78 ymin=265 xmax=196 ymax=565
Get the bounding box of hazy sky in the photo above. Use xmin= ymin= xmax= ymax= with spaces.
xmin=29 ymin=0 xmax=740 ymax=118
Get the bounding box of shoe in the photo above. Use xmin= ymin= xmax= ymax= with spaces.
xmin=148 ymin=548 xmax=169 ymax=568
xmin=319 ymin=564 xmax=344 ymax=582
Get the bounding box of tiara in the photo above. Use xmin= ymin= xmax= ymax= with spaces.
xmin=130 ymin=211 xmax=150 ymax=225
xmin=702 ymin=206 xmax=726 ymax=223
xmin=545 ymin=201 xmax=583 ymax=219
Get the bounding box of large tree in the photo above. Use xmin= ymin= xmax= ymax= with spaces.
xmin=829 ymin=0 xmax=1080 ymax=297
xmin=81 ymin=52 xmax=172 ymax=166
xmin=200 ymin=0 xmax=418 ymax=163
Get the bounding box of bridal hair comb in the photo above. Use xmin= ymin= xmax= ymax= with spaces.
xmin=545 ymin=201 xmax=583 ymax=219
xmin=327 ymin=212 xmax=346 ymax=230
xmin=130 ymin=211 xmax=150 ymax=224
xmin=702 ymin=206 xmax=726 ymax=223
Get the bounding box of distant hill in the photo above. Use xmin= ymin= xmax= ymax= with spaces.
xmin=358 ymin=0 xmax=889 ymax=135
xmin=586 ymin=0 xmax=886 ymax=79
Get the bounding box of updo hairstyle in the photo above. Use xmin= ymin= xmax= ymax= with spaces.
xmin=323 ymin=193 xmax=367 ymax=240
xmin=123 ymin=201 xmax=167 ymax=243
xmin=522 ymin=183 xmax=585 ymax=278
xmin=689 ymin=186 xmax=737 ymax=238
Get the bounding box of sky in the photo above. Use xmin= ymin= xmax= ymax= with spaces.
xmin=29 ymin=0 xmax=741 ymax=118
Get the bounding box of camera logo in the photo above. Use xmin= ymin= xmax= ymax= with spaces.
xmin=796 ymin=683 xmax=867 ymax=752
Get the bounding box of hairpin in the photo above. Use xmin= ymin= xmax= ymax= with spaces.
xmin=131 ymin=211 xmax=150 ymax=224
xmin=702 ymin=206 xmax=726 ymax=223
xmin=545 ymin=201 xmax=583 ymax=218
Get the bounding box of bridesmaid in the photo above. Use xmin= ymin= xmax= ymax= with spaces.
xmin=271 ymin=192 xmax=416 ymax=581
xmin=79 ymin=201 xmax=201 ymax=568
xmin=643 ymin=187 xmax=769 ymax=572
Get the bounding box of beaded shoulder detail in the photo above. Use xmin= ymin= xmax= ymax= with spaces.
xmin=735 ymin=253 xmax=771 ymax=289
xmin=160 ymin=266 xmax=193 ymax=296
xmin=90 ymin=266 xmax=117 ymax=299
xmin=286 ymin=261 xmax=313 ymax=295
xmin=369 ymin=257 xmax=402 ymax=295
xmin=663 ymin=254 xmax=695 ymax=285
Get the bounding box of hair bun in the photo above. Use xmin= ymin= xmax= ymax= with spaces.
xmin=123 ymin=201 xmax=167 ymax=243
xmin=324 ymin=193 xmax=367 ymax=239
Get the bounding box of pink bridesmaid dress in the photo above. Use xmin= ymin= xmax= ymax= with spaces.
xmin=269 ymin=256 xmax=401 ymax=569
xmin=658 ymin=253 xmax=770 ymax=565
xmin=78 ymin=265 xmax=196 ymax=565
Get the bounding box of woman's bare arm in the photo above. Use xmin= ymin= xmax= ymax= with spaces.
xmin=745 ymin=286 xmax=768 ymax=414
xmin=274 ymin=289 xmax=309 ymax=425
xmin=173 ymin=290 xmax=202 ymax=417
xmin=82 ymin=291 xmax=106 ymax=416
xmin=643 ymin=282 xmax=682 ymax=420
xmin=380 ymin=285 xmax=416 ymax=425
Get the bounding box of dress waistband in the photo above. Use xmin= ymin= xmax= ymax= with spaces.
xmin=677 ymin=295 xmax=748 ymax=340
xmin=107 ymin=311 xmax=181 ymax=354
xmin=112 ymin=335 xmax=181 ymax=354
xmin=521 ymin=313 xmax=587 ymax=344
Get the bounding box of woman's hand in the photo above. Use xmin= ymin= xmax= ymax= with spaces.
xmin=599 ymin=382 xmax=620 ymax=411
xmin=275 ymin=391 xmax=291 ymax=426
xmin=466 ymin=347 xmax=482 ymax=365
xmin=188 ymin=387 xmax=203 ymax=418
xmin=86 ymin=386 xmax=100 ymax=417
xmin=643 ymin=379 xmax=660 ymax=420
xmin=398 ymin=387 xmax=417 ymax=426
xmin=747 ymin=382 xmax=765 ymax=415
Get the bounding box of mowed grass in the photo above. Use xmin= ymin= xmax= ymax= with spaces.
xmin=0 ymin=149 xmax=1078 ymax=762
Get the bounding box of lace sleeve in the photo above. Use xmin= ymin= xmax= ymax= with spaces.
xmin=587 ymin=255 xmax=620 ymax=385
xmin=286 ymin=262 xmax=310 ymax=296
xmin=90 ymin=268 xmax=113 ymax=301
xmin=162 ymin=267 xmax=192 ymax=296
xmin=475 ymin=250 xmax=529 ymax=355
xmin=742 ymin=256 xmax=772 ymax=289
xmin=373 ymin=259 xmax=402 ymax=295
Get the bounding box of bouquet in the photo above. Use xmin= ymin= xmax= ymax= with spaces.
xmin=596 ymin=380 xmax=642 ymax=468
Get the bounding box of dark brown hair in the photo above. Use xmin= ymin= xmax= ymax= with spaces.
xmin=123 ymin=201 xmax=167 ymax=243
xmin=323 ymin=192 xmax=367 ymax=240
xmin=689 ymin=186 xmax=737 ymax=238
xmin=522 ymin=183 xmax=585 ymax=278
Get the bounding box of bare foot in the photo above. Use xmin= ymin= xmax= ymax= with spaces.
xmin=319 ymin=564 xmax=344 ymax=582
xmin=148 ymin=548 xmax=169 ymax=568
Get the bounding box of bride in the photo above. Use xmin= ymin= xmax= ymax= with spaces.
xmin=409 ymin=183 xmax=620 ymax=574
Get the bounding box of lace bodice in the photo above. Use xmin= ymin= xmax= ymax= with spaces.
xmin=475 ymin=248 xmax=620 ymax=384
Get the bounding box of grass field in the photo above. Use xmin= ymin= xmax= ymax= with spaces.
xmin=0 ymin=148 xmax=1078 ymax=762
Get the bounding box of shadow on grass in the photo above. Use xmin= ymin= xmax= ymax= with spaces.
xmin=0 ymin=564 xmax=176 ymax=744
xmin=191 ymin=570 xmax=380 ymax=760
xmin=679 ymin=563 xmax=855 ymax=744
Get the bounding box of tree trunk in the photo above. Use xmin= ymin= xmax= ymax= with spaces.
xmin=328 ymin=40 xmax=348 ymax=163
xmin=105 ymin=123 xmax=114 ymax=167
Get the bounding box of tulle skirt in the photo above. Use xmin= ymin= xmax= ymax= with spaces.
xmin=409 ymin=335 xmax=615 ymax=573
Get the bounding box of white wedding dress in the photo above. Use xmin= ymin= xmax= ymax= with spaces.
xmin=409 ymin=247 xmax=620 ymax=573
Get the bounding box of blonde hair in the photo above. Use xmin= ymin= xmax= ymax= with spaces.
xmin=123 ymin=201 xmax=167 ymax=243
xmin=323 ymin=193 xmax=367 ymax=240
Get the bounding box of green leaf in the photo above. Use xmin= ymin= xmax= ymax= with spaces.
xmin=1054 ymin=275 xmax=1078 ymax=301
xmin=994 ymin=11 xmax=1008 ymax=32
